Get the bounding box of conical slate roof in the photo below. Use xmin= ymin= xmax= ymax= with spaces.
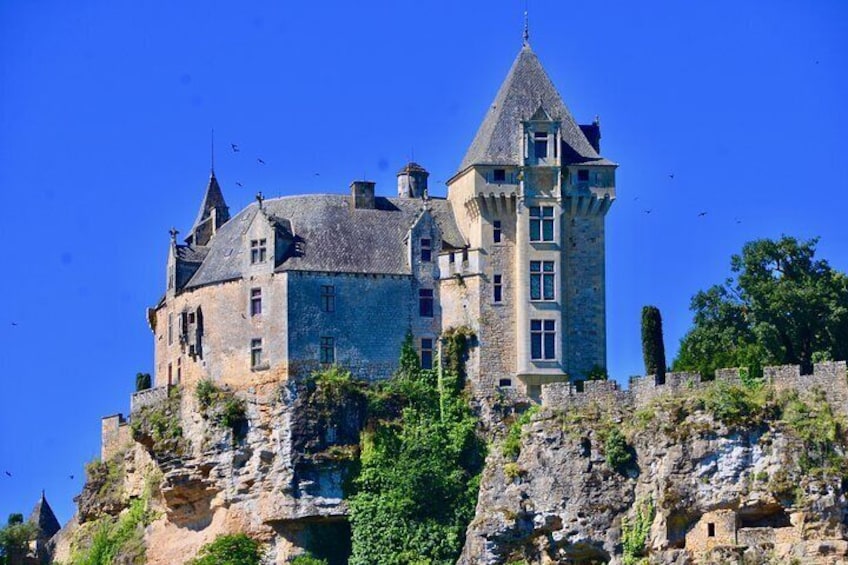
xmin=458 ymin=45 xmax=603 ymax=171
xmin=191 ymin=171 xmax=230 ymax=232
xmin=29 ymin=492 xmax=61 ymax=540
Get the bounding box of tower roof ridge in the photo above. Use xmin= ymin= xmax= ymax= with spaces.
xmin=188 ymin=170 xmax=231 ymax=244
xmin=457 ymin=46 xmax=601 ymax=172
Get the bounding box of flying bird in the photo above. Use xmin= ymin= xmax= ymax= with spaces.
xmin=313 ymin=172 xmax=320 ymax=176
xmin=235 ymin=182 xmax=243 ymax=188
xmin=698 ymin=212 xmax=708 ymax=217
xmin=231 ymin=143 xmax=240 ymax=153
xmin=69 ymin=475 xmax=74 ymax=480
xmin=10 ymin=322 xmax=17 ymax=326
xmin=257 ymin=158 xmax=265 ymax=165
xmin=668 ymin=174 xmax=675 ymax=179
xmin=4 ymin=471 xmax=11 ymax=477
xmin=643 ymin=209 xmax=652 ymax=215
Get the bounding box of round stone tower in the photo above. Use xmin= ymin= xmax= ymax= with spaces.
xmin=397 ymin=162 xmax=429 ymax=198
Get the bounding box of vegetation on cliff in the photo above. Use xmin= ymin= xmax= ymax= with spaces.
xmin=347 ymin=329 xmax=486 ymax=565
xmin=187 ymin=533 xmax=262 ymax=565
xmin=66 ymin=494 xmax=156 ymax=565
xmin=130 ymin=387 xmax=187 ymax=456
xmin=674 ymin=236 xmax=848 ymax=375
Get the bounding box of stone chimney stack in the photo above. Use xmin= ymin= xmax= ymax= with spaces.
xmin=397 ymin=162 xmax=429 ymax=199
xmin=350 ymin=180 xmax=376 ymax=210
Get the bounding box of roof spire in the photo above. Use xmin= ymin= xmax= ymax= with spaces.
xmin=523 ymin=1 xmax=530 ymax=46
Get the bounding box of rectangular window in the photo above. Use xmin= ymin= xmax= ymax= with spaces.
xmin=250 ymin=238 xmax=267 ymax=264
xmin=250 ymin=338 xmax=263 ymax=368
xmin=530 ymin=261 xmax=555 ymax=301
xmin=420 ymin=338 xmax=433 ymax=370
xmin=419 ymin=288 xmax=434 ymax=317
xmin=250 ymin=288 xmax=262 ymax=316
xmin=320 ymin=336 xmax=335 ymax=364
xmin=493 ymin=220 xmax=502 ymax=243
xmin=321 ymin=285 xmax=335 ymax=312
xmin=707 ymin=523 xmax=716 ymax=537
xmin=449 ymin=253 xmax=455 ymax=264
xmin=529 ymin=206 xmax=555 ymax=242
xmin=530 ymin=319 xmax=556 ymax=360
xmin=176 ymin=357 xmax=182 ymax=383
xmin=493 ymin=274 xmax=503 ymax=303
xmin=188 ymin=312 xmax=195 ymax=324
xmin=462 ymin=248 xmax=469 ymax=263
xmin=167 ymin=363 xmax=172 ymax=386
xmin=168 ymin=313 xmax=173 ymax=345
xmin=534 ymin=131 xmax=548 ymax=159
xmin=577 ymin=169 xmax=590 ymax=182
xmin=493 ymin=168 xmax=506 ymax=182
xmin=420 ymin=238 xmax=431 ymax=262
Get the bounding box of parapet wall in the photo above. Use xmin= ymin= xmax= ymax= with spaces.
xmin=130 ymin=385 xmax=169 ymax=413
xmin=541 ymin=361 xmax=848 ymax=416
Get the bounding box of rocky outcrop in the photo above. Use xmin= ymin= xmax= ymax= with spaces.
xmin=461 ymin=387 xmax=848 ymax=564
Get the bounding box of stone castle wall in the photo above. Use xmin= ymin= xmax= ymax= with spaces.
xmin=541 ymin=361 xmax=848 ymax=415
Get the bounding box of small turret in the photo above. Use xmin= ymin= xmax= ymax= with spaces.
xmin=186 ymin=171 xmax=230 ymax=246
xmin=397 ymin=162 xmax=429 ymax=199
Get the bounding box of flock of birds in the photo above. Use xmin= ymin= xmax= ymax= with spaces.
xmin=227 ymin=142 xmax=321 ymax=192
xmin=636 ymin=173 xmax=742 ymax=224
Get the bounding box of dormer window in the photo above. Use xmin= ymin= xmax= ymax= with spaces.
xmin=493 ymin=168 xmax=506 ymax=183
xmin=250 ymin=239 xmax=267 ymax=264
xmin=534 ymin=131 xmax=548 ymax=159
xmin=420 ymin=238 xmax=432 ymax=262
xmin=577 ymin=169 xmax=590 ymax=182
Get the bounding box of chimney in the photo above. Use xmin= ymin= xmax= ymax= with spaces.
xmin=580 ymin=117 xmax=601 ymax=153
xmin=350 ymin=180 xmax=376 ymax=210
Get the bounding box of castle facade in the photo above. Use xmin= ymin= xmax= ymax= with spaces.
xmin=149 ymin=43 xmax=616 ymax=400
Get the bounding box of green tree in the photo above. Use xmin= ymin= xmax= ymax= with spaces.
xmin=135 ymin=372 xmax=152 ymax=392
xmin=674 ymin=236 xmax=848 ymax=375
xmin=348 ymin=330 xmax=485 ymax=565
xmin=0 ymin=513 xmax=38 ymax=565
xmin=641 ymin=306 xmax=667 ymax=382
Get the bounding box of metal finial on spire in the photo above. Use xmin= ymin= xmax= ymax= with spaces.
xmin=169 ymin=227 xmax=179 ymax=241
xmin=256 ymin=191 xmax=265 ymax=209
xmin=523 ymin=1 xmax=530 ymax=46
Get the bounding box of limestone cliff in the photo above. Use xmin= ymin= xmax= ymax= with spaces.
xmin=52 ymin=364 xmax=848 ymax=564
xmin=461 ymin=383 xmax=848 ymax=564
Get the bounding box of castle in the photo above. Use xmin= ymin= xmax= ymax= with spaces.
xmin=147 ymin=41 xmax=616 ymax=402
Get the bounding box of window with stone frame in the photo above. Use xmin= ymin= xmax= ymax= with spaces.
xmin=493 ymin=168 xmax=506 ymax=183
xmin=321 ymin=285 xmax=335 ymax=312
xmin=493 ymin=274 xmax=503 ymax=303
xmin=420 ymin=338 xmax=434 ymax=370
xmin=531 ymin=319 xmax=556 ymax=360
xmin=168 ymin=313 xmax=173 ymax=345
xmin=529 ymin=206 xmax=554 ymax=242
xmin=320 ymin=336 xmax=335 ymax=364
xmin=250 ymin=287 xmax=262 ymax=316
xmin=493 ymin=220 xmax=502 ymax=243
xmin=419 ymin=288 xmax=434 ymax=317
xmin=420 ymin=238 xmax=432 ymax=262
xmin=530 ymin=261 xmax=555 ymax=301
xmin=250 ymin=238 xmax=267 ymax=264
xmin=250 ymin=338 xmax=263 ymax=368
xmin=534 ymin=131 xmax=548 ymax=159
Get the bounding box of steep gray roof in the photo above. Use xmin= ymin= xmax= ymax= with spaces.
xmin=185 ymin=195 xmax=464 ymax=288
xmin=29 ymin=492 xmax=61 ymax=540
xmin=188 ymin=172 xmax=230 ymax=238
xmin=459 ymin=45 xmax=607 ymax=171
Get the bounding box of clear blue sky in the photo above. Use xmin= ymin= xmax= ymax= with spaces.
xmin=1 ymin=0 xmax=846 ymax=525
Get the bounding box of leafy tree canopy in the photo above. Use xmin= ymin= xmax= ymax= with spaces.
xmin=187 ymin=533 xmax=261 ymax=565
xmin=0 ymin=513 xmax=38 ymax=563
xmin=674 ymin=236 xmax=848 ymax=375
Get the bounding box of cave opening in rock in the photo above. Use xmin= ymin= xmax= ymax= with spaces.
xmin=738 ymin=505 xmax=791 ymax=529
xmin=302 ymin=519 xmax=352 ymax=565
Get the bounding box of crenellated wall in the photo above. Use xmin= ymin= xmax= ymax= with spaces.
xmin=541 ymin=361 xmax=848 ymax=415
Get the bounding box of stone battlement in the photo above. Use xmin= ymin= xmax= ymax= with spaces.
xmin=541 ymin=361 xmax=848 ymax=415
xmin=130 ymin=385 xmax=170 ymax=413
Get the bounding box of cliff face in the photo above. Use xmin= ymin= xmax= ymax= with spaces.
xmin=54 ymin=380 xmax=361 ymax=564
xmin=461 ymin=386 xmax=848 ymax=565
xmin=53 ymin=369 xmax=848 ymax=565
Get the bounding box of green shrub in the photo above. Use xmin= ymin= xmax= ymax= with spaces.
xmin=195 ymin=380 xmax=247 ymax=434
xmin=291 ymin=554 xmax=328 ymax=565
xmin=587 ymin=365 xmax=608 ymax=381
xmin=187 ymin=533 xmax=261 ymax=565
xmin=603 ymin=427 xmax=632 ymax=472
xmin=69 ymin=496 xmax=155 ymax=565
xmin=135 ymin=372 xmax=151 ymax=392
xmin=622 ymin=497 xmax=654 ymax=565
xmin=502 ymin=406 xmax=540 ymax=461
xmin=503 ymin=462 xmax=521 ymax=481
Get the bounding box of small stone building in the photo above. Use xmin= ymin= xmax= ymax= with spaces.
xmin=149 ymin=41 xmax=616 ymax=399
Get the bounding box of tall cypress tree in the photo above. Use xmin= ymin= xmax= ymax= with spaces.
xmin=641 ymin=306 xmax=667 ymax=384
